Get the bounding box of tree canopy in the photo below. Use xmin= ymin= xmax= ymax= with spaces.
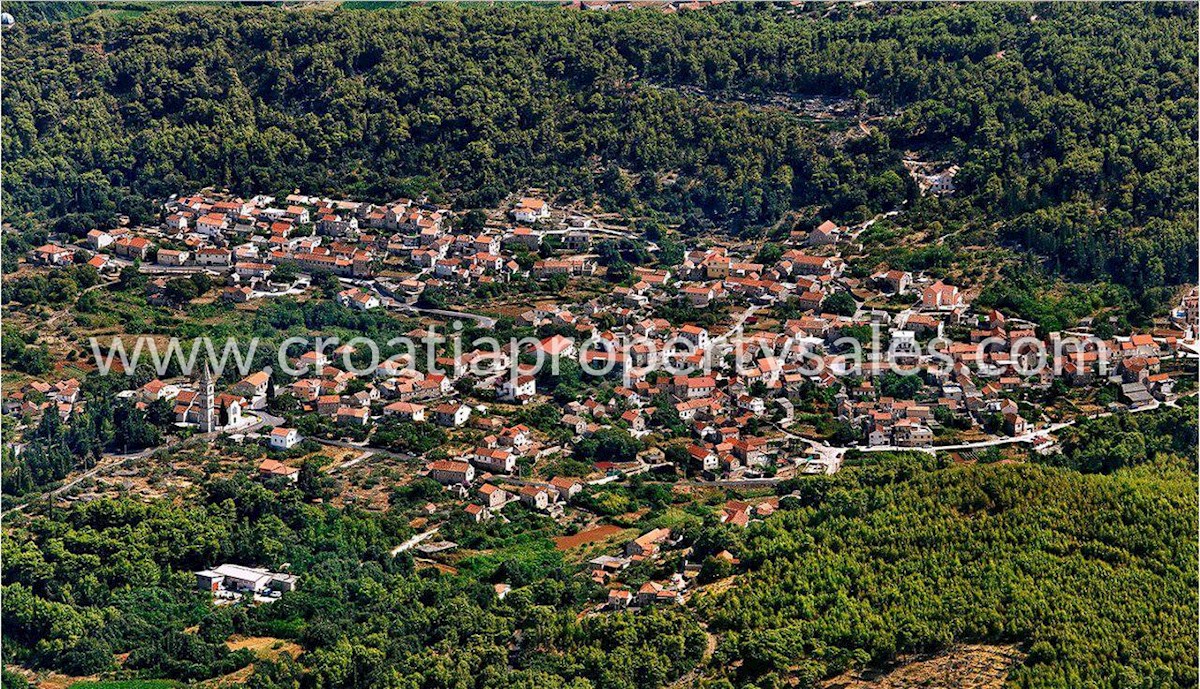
xmin=2 ymin=3 xmax=1196 ymax=298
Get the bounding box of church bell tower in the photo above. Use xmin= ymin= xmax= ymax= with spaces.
xmin=198 ymin=361 xmax=215 ymax=433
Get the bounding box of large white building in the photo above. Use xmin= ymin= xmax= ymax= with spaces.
xmin=195 ymin=563 xmax=298 ymax=593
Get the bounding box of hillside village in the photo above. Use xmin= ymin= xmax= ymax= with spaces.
xmin=3 ymin=4 xmax=1199 ymax=689
xmin=8 ymin=187 xmax=1199 ymax=608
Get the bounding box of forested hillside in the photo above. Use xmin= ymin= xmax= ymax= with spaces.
xmin=2 ymin=2 xmax=1196 ymax=300
xmin=699 ymin=456 xmax=1198 ymax=688
xmin=2 ymin=7 xmax=1198 ymax=686
xmin=4 ymin=433 xmax=1195 ymax=689
xmin=3 ymin=469 xmax=707 ymax=688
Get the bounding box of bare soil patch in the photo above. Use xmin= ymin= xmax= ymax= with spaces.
xmin=554 ymin=524 xmax=623 ymax=550
xmin=226 ymin=635 xmax=303 ymax=660
xmin=819 ymin=644 xmax=1025 ymax=689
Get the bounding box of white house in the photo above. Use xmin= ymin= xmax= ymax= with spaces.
xmin=473 ymin=447 xmax=517 ymax=474
xmin=497 ymin=375 xmax=536 ymax=403
xmin=87 ymin=229 xmax=114 ymax=250
xmin=337 ymin=287 xmax=380 ymax=311
xmin=269 ymin=427 xmax=300 ymax=450
xmin=165 ymin=214 xmax=189 ymax=233
xmin=432 ymin=402 xmax=471 ymax=427
xmin=231 ymin=371 xmax=271 ymax=410
xmin=195 ymin=248 xmax=233 ymax=266
xmin=158 ymin=249 xmax=190 ymax=266
xmin=922 ymin=280 xmax=961 ymax=310
xmin=31 ymin=244 xmax=74 ymax=266
xmin=196 ymin=214 xmax=228 ymax=237
xmin=679 ymin=325 xmax=710 ymax=351
xmin=383 ymin=401 xmax=426 ymax=422
xmin=512 ymin=197 xmax=550 ymax=224
xmin=549 ymin=476 xmax=583 ymax=501
xmin=519 ymin=485 xmax=551 ymax=510
xmin=235 ymin=262 xmax=273 ymax=280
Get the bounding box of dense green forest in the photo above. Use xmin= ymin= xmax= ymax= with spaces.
xmin=702 ymin=453 xmax=1198 ymax=688
xmin=2 ymin=2 xmax=1197 ymax=301
xmin=3 ymin=473 xmax=707 ymax=689
xmin=4 ymin=404 xmax=1196 ymax=688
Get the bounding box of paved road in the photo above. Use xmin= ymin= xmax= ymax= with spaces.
xmin=708 ymin=304 xmax=763 ymax=361
xmin=4 ymin=406 xmax=392 ymax=519
xmin=398 ymin=305 xmax=497 ymax=329
xmin=537 ymin=225 xmax=660 ymax=252
xmin=771 ymin=424 xmax=848 ymax=473
xmin=137 ymin=264 xmax=225 ymax=276
xmin=577 ymin=395 xmax=1189 ymax=492
xmin=312 ymin=437 xmax=415 ymax=463
xmin=45 ymin=279 xmax=120 ymax=328
xmin=844 ymin=209 xmax=902 ymax=243
xmin=390 ymin=527 xmax=440 ymax=556
xmin=3 ymin=446 xmax=157 ymax=518
xmin=846 ymin=394 xmax=1190 ymax=457
xmin=3 ymin=408 xmax=286 ymax=519
xmin=680 ymin=476 xmax=786 ymax=488
xmin=335 ymin=450 xmax=375 ymax=471
xmin=742 ymin=393 xmax=1195 ymax=478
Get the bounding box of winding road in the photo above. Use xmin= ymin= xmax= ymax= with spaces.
xmin=3 ymin=408 xmax=285 ymax=519
xmin=400 ymin=305 xmax=497 ymax=329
